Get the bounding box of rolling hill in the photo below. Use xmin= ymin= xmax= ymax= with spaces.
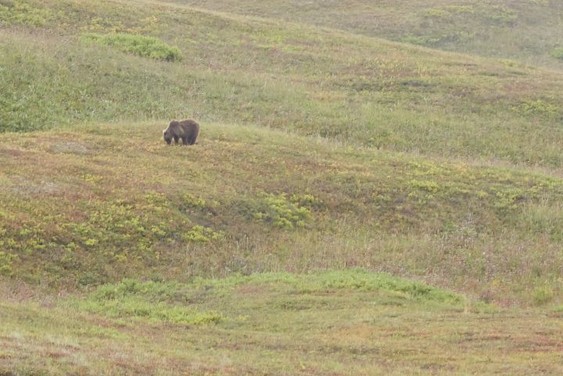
xmin=159 ymin=0 xmax=563 ymax=70
xmin=1 ymin=0 xmax=562 ymax=167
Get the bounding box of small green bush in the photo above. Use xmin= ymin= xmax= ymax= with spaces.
xmin=82 ymin=32 xmax=182 ymax=61
xmin=0 ymin=0 xmax=54 ymax=26
xmin=252 ymin=193 xmax=313 ymax=229
xmin=516 ymin=99 xmax=559 ymax=118
xmin=0 ymin=251 xmax=17 ymax=276
xmin=183 ymin=225 xmax=223 ymax=243
xmin=533 ymin=286 xmax=554 ymax=306
xmin=182 ymin=193 xmax=207 ymax=210
xmin=550 ymin=47 xmax=563 ymax=60
xmin=483 ymin=5 xmax=517 ymax=25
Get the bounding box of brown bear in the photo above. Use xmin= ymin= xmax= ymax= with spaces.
xmin=163 ymin=119 xmax=200 ymax=145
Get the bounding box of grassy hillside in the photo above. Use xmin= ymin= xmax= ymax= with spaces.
xmin=2 ymin=271 xmax=562 ymax=375
xmin=1 ymin=0 xmax=562 ymax=169
xmin=1 ymin=0 xmax=562 ymax=374
xmin=1 ymin=122 xmax=561 ymax=305
xmin=163 ymin=0 xmax=563 ymax=70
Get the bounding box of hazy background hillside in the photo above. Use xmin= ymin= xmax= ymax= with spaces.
xmin=2 ymin=0 xmax=562 ymax=168
xmin=163 ymin=0 xmax=563 ymax=69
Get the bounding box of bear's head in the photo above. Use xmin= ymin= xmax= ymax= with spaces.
xmin=163 ymin=120 xmax=179 ymax=145
xmin=163 ymin=128 xmax=173 ymax=144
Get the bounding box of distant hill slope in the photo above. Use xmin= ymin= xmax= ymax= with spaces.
xmin=1 ymin=0 xmax=562 ymax=169
xmin=162 ymin=0 xmax=563 ymax=70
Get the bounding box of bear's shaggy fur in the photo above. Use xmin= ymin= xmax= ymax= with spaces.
xmin=163 ymin=119 xmax=199 ymax=145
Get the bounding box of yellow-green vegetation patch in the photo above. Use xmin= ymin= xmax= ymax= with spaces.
xmin=0 ymin=251 xmax=17 ymax=276
xmin=0 ymin=187 xmax=225 ymax=285
xmin=183 ymin=225 xmax=224 ymax=243
xmin=515 ymin=98 xmax=560 ymax=119
xmin=422 ymin=3 xmax=517 ymax=26
xmin=0 ymin=0 xmax=55 ymax=26
xmin=246 ymin=192 xmax=317 ymax=229
xmin=82 ymin=32 xmax=182 ymax=61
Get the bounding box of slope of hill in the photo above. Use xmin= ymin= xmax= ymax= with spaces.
xmin=161 ymin=0 xmax=563 ymax=70
xmin=1 ymin=0 xmax=562 ymax=169
xmin=1 ymin=0 xmax=562 ymax=374
xmin=1 ymin=121 xmax=561 ymax=305
xmin=2 ymin=271 xmax=562 ymax=375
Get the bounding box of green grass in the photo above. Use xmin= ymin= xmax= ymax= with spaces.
xmin=1 ymin=0 xmax=562 ymax=169
xmin=2 ymin=270 xmax=562 ymax=375
xmin=550 ymin=47 xmax=563 ymax=60
xmin=82 ymin=32 xmax=182 ymax=61
xmin=71 ymin=271 xmax=461 ymax=326
xmin=1 ymin=0 xmax=562 ymax=374
xmin=0 ymin=122 xmax=561 ymax=306
xmin=162 ymin=0 xmax=563 ymax=70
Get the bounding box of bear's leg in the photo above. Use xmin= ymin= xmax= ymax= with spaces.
xmin=174 ymin=135 xmax=179 ymax=144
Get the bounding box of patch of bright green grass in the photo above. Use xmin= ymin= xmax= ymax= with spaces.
xmin=1 ymin=270 xmax=561 ymax=375
xmin=82 ymin=32 xmax=182 ymax=61
xmin=550 ymin=47 xmax=563 ymax=61
xmin=70 ymin=270 xmax=463 ymax=323
xmin=74 ymin=279 xmax=223 ymax=324
xmin=189 ymin=269 xmax=463 ymax=305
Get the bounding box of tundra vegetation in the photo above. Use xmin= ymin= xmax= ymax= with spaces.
xmin=0 ymin=0 xmax=562 ymax=374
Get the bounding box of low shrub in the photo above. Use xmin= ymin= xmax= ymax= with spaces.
xmin=550 ymin=47 xmax=563 ymax=60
